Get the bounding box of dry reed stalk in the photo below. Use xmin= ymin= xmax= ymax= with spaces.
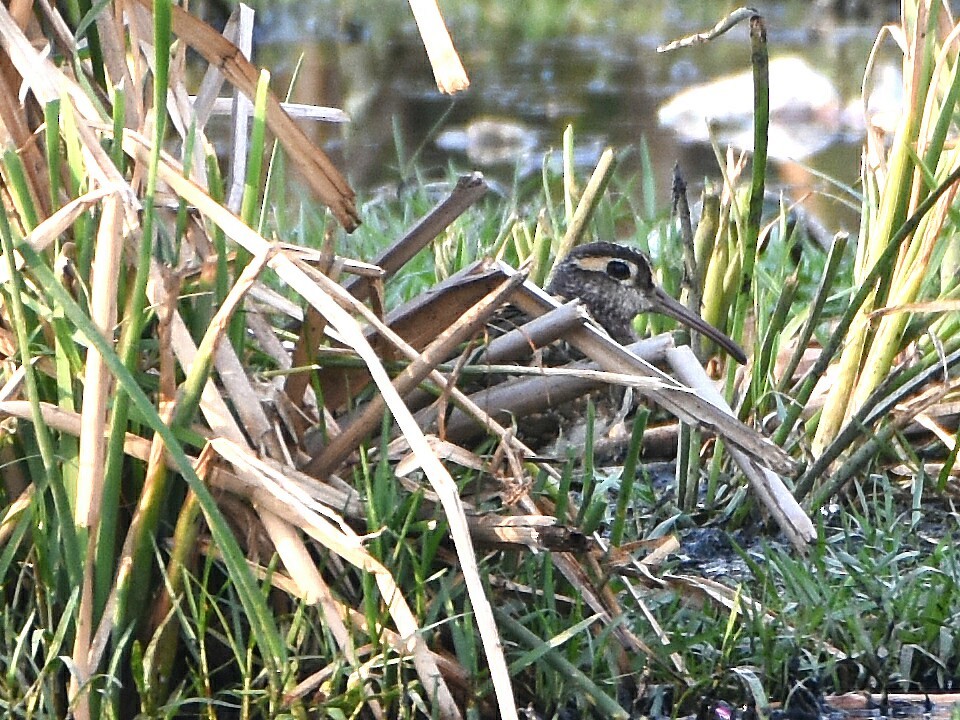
xmin=133 ymin=0 xmax=360 ymax=230
xmin=406 ymin=0 xmax=469 ymax=94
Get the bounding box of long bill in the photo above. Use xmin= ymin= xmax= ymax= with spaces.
xmin=648 ymin=288 xmax=748 ymax=365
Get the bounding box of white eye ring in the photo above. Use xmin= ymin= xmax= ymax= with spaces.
xmin=605 ymin=259 xmax=633 ymax=281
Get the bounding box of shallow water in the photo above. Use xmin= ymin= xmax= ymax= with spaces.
xmin=218 ymin=1 xmax=935 ymax=235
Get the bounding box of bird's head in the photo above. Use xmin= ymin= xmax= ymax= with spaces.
xmin=546 ymin=241 xmax=746 ymax=363
xmin=547 ymin=242 xmax=661 ymax=344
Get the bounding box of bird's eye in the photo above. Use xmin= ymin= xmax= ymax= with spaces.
xmin=606 ymin=260 xmax=632 ymax=281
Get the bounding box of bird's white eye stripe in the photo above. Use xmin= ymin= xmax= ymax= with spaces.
xmin=570 ymin=256 xmax=635 ymax=279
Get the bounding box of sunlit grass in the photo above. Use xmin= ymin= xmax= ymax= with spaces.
xmin=0 ymin=1 xmax=958 ymax=719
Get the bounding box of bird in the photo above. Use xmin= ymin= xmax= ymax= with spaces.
xmin=433 ymin=241 xmax=747 ymax=455
xmin=546 ymin=241 xmax=747 ymax=364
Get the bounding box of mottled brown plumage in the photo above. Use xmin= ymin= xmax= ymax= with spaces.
xmin=547 ymin=242 xmax=746 ymax=364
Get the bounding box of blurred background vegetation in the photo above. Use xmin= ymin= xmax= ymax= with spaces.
xmin=238 ymin=0 xmax=905 ymax=227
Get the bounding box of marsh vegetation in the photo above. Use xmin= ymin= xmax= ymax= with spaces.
xmin=0 ymin=2 xmax=957 ymax=719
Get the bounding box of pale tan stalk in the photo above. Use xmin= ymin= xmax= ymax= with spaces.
xmin=406 ymin=0 xmax=469 ymax=93
xmin=69 ymin=195 xmax=125 ymax=714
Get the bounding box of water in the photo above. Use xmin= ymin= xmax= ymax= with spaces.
xmin=220 ymin=1 xmax=917 ymax=234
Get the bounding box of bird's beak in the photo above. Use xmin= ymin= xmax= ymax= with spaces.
xmin=647 ymin=287 xmax=748 ymax=364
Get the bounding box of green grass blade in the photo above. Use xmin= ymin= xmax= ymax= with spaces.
xmin=0 ymin=211 xmax=81 ymax=589
xmin=17 ymin=241 xmax=287 ymax=687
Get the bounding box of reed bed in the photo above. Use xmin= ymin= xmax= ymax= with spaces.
xmin=0 ymin=1 xmax=957 ymax=718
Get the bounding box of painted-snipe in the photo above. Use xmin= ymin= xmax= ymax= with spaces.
xmin=471 ymin=241 xmax=748 ymax=457
xmin=546 ymin=241 xmax=746 ymax=363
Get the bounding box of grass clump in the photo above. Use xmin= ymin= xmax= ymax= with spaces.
xmin=0 ymin=1 xmax=958 ymax=719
